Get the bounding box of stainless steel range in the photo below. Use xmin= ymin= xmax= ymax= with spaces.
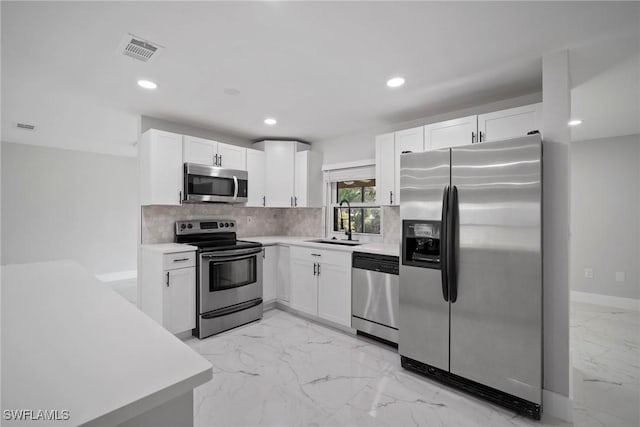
xmin=175 ymin=219 xmax=263 ymax=339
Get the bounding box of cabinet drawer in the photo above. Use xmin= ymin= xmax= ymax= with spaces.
xmin=163 ymin=252 xmax=196 ymax=270
xmin=290 ymin=246 xmax=351 ymax=267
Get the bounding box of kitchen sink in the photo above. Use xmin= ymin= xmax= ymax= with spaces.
xmin=306 ymin=239 xmax=363 ymax=247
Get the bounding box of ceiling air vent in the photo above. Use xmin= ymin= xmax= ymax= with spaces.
xmin=16 ymin=123 xmax=35 ymax=130
xmin=118 ymin=33 xmax=163 ymax=63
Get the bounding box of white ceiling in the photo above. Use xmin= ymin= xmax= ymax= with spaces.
xmin=2 ymin=1 xmax=639 ymax=156
xmin=570 ymin=33 xmax=640 ymax=142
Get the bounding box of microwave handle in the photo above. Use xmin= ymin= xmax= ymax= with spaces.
xmin=233 ymin=176 xmax=238 ymax=200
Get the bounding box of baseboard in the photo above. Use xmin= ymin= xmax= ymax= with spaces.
xmin=543 ymin=389 xmax=573 ymax=422
xmin=571 ymin=290 xmax=640 ymax=311
xmin=96 ymin=270 xmax=137 ymax=283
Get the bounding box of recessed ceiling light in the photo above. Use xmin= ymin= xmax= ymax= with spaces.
xmin=386 ymin=77 xmax=405 ymax=88
xmin=137 ymin=80 xmax=157 ymax=90
xmin=264 ymin=118 xmax=277 ymax=126
xmin=568 ymin=119 xmax=583 ymax=126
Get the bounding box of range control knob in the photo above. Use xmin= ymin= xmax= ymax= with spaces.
xmin=180 ymin=224 xmax=186 ymax=230
xmin=230 ymin=223 xmax=234 ymax=227
xmin=187 ymin=223 xmax=193 ymax=229
xmin=219 ymin=222 xmax=224 ymax=228
xmin=225 ymin=222 xmax=229 ymax=227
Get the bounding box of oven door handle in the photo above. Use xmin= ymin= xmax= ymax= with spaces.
xmin=200 ymin=247 xmax=262 ymax=259
xmin=233 ymin=176 xmax=238 ymax=200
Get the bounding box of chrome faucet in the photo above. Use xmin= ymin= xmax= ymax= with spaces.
xmin=339 ymin=199 xmax=353 ymax=241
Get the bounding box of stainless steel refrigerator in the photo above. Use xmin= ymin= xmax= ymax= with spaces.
xmin=399 ymin=134 xmax=542 ymax=419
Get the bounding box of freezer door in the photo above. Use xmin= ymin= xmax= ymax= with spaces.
xmin=449 ymin=135 xmax=542 ymax=404
xmin=399 ymin=149 xmax=451 ymax=371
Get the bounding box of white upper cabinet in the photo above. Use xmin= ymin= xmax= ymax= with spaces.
xmin=294 ymin=151 xmax=323 ymax=208
xmin=246 ymin=149 xmax=266 ymax=207
xmin=264 ymin=141 xmax=297 ymax=207
xmin=375 ymin=133 xmax=395 ymax=206
xmin=183 ymin=135 xmax=218 ymax=166
xmin=217 ymin=142 xmax=247 ymax=170
xmin=477 ymin=103 xmax=542 ymax=143
xmin=183 ymin=136 xmax=246 ymax=170
xmin=140 ymin=129 xmax=184 ymax=206
xmin=394 ymin=127 xmax=424 ymax=205
xmin=424 ymin=115 xmax=478 ymax=150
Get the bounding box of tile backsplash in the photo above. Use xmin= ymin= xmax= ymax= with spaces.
xmin=382 ymin=206 xmax=401 ymax=244
xmin=141 ymin=205 xmax=324 ymax=244
xmin=142 ymin=204 xmax=399 ymax=245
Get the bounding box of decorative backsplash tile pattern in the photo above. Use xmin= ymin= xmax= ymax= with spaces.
xmin=278 ymin=208 xmax=325 ymax=238
xmin=382 ymin=206 xmax=401 ymax=244
xmin=141 ymin=205 xmax=324 ymax=244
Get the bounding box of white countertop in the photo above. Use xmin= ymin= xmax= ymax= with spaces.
xmin=141 ymin=243 xmax=198 ymax=253
xmin=243 ymin=236 xmax=400 ymax=257
xmin=1 ymin=260 xmax=212 ymax=426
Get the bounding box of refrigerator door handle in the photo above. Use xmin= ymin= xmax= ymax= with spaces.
xmin=449 ymin=185 xmax=459 ymax=303
xmin=440 ymin=186 xmax=449 ymax=302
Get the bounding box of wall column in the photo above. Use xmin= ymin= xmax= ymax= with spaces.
xmin=541 ymin=49 xmax=572 ymax=421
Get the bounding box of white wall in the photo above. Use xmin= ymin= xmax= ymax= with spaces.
xmin=1 ymin=142 xmax=137 ymax=276
xmin=315 ymin=92 xmax=542 ymax=164
xmin=140 ymin=116 xmax=253 ymax=148
xmin=571 ymin=134 xmax=640 ymax=300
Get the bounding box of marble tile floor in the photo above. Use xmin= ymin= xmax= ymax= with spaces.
xmin=187 ymin=306 xmax=640 ymax=427
xmin=108 ymin=278 xmax=137 ymax=305
xmin=570 ymin=301 xmax=640 ymax=427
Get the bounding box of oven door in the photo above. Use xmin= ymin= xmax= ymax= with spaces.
xmin=184 ymin=163 xmax=248 ymax=204
xmin=199 ymin=247 xmax=263 ymax=314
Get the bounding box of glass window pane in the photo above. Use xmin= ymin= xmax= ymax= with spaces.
xmin=363 ymin=186 xmax=376 ymax=203
xmin=363 ymin=208 xmax=381 ymax=234
xmin=337 ymin=185 xmax=362 ymax=203
xmin=352 ymin=209 xmax=363 ymax=233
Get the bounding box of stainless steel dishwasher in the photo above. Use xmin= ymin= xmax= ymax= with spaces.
xmin=352 ymin=252 xmax=399 ymax=344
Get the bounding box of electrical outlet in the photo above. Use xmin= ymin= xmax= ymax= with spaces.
xmin=584 ymin=268 xmax=593 ymax=279
xmin=615 ymin=272 xmax=625 ymax=282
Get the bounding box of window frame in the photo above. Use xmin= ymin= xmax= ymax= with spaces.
xmin=327 ymin=179 xmax=382 ymax=237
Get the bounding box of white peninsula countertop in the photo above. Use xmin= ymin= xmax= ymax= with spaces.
xmin=243 ymin=236 xmax=400 ymax=257
xmin=1 ymin=260 xmax=212 ymax=426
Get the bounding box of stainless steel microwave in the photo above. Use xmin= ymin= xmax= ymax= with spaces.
xmin=184 ymin=163 xmax=248 ymax=204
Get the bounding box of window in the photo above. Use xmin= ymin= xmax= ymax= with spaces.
xmin=332 ymin=179 xmax=381 ymax=235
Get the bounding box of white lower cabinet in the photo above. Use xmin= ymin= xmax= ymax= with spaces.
xmin=290 ymin=258 xmax=318 ymax=317
xmin=164 ymin=267 xmax=196 ymax=334
xmin=289 ymin=246 xmax=352 ymax=327
xmin=140 ymin=247 xmax=196 ymax=335
xmin=262 ymin=245 xmax=278 ymax=303
xmin=276 ymin=246 xmax=291 ymax=303
xmin=317 ymin=262 xmax=352 ymax=326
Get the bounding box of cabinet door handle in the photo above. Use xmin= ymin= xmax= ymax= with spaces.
xmin=479 ymin=131 xmax=484 ymax=142
xmin=179 ymin=191 xmax=183 ymax=204
xmin=313 ymin=262 xmax=317 ymax=276
xmin=219 ymin=155 xmax=222 ymax=166
xmin=262 ymin=195 xmax=266 ymax=206
xmin=166 ymin=272 xmax=170 ymax=287
xmin=471 ymin=132 xmax=476 ymax=143
xmin=311 ymin=253 xmax=321 ymax=257
xmin=214 ymin=154 xmax=219 ymax=166
xmin=173 ymin=258 xmax=189 ymax=263
xmin=294 ymin=196 xmax=298 ymax=207
xmin=290 ymin=196 xmax=293 ymax=207
xmin=262 ymin=248 xmax=266 ymax=259
xmin=390 ymin=191 xmax=393 ymax=205
xmin=317 ymin=263 xmax=320 ymax=276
